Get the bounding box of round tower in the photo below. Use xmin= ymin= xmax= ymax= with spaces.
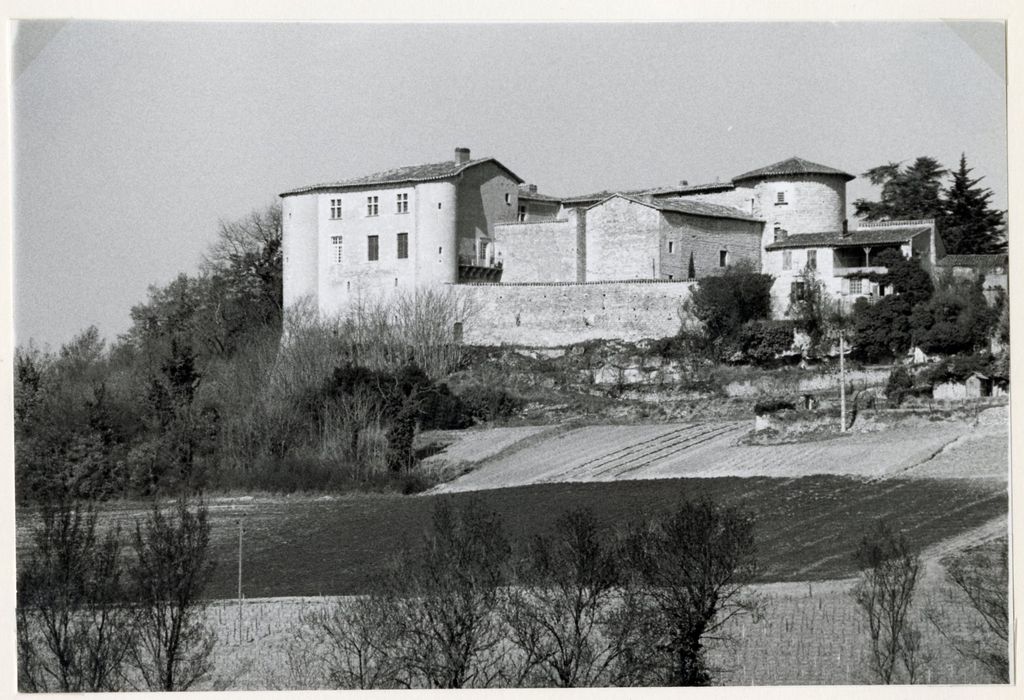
xmin=732 ymin=157 xmax=853 ymax=247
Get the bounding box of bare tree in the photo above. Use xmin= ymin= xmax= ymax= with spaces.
xmin=620 ymin=499 xmax=761 ymax=686
xmin=852 ymin=520 xmax=922 ymax=684
xmin=297 ymin=593 xmax=409 ymax=689
xmin=17 ymin=500 xmax=136 ymax=692
xmin=503 ymin=508 xmax=636 ymax=687
xmin=127 ymin=497 xmax=216 ymax=691
xmin=926 ymin=538 xmax=1009 ymax=682
xmin=388 ymin=498 xmax=512 ymax=688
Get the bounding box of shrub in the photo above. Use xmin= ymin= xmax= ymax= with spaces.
xmin=456 ymin=385 xmax=523 ymax=423
xmin=689 ymin=265 xmax=774 ymax=348
xmin=735 ymin=320 xmax=795 ymax=365
xmin=753 ymin=398 xmax=796 ymax=416
xmin=885 ymin=366 xmax=915 ymax=406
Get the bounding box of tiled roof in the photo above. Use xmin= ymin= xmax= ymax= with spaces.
xmin=280 ymin=157 xmax=524 ymax=196
xmin=587 ymin=193 xmax=763 ymax=223
xmin=648 ymin=197 xmax=762 ymax=222
xmin=644 ymin=181 xmax=736 ymax=196
xmin=732 ymin=156 xmax=855 ymax=183
xmin=517 ymin=185 xmax=562 ymax=203
xmin=764 ymin=225 xmax=931 ymax=250
xmin=936 ymin=253 xmax=1008 ymax=267
xmin=562 ymin=189 xmax=646 ymax=204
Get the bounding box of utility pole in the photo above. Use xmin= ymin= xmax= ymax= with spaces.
xmin=839 ymin=332 xmax=847 ymax=432
xmin=237 ymin=515 xmax=244 ymax=645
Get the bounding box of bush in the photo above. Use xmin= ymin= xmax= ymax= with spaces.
xmin=885 ymin=366 xmax=915 ymax=406
xmin=456 ymin=385 xmax=523 ymax=423
xmin=689 ymin=265 xmax=774 ymax=349
xmin=753 ymin=398 xmax=796 ymax=416
xmin=735 ymin=320 xmax=795 ymax=365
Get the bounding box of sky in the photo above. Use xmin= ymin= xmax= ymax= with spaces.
xmin=11 ymin=20 xmax=1007 ymax=349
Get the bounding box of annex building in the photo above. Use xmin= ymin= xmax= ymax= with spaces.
xmin=281 ymin=148 xmax=945 ymax=346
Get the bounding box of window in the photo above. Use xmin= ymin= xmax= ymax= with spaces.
xmin=367 ymin=235 xmax=379 ymax=261
xmin=504 ymin=193 xmax=512 ymax=205
xmin=776 ymin=191 xmax=787 ymax=205
xmin=396 ymin=193 xmax=408 ymax=214
xmin=330 ymin=198 xmax=342 ymax=219
xmin=479 ymin=240 xmax=488 ymax=262
xmin=367 ymin=196 xmax=379 ymax=216
xmin=518 ymin=204 xmax=526 ymax=222
xmin=806 ymin=249 xmax=817 ymax=271
xmin=782 ymin=250 xmax=792 ymax=270
xmin=397 ymin=232 xmax=408 ymax=259
xmin=453 ymin=322 xmax=464 ymax=343
xmin=331 ymin=235 xmax=343 ymax=264
xmin=719 ymin=250 xmax=728 ymax=267
xmin=791 ymin=280 xmax=807 ymax=301
xmin=668 ymin=241 xmax=675 ymax=254
xmin=850 ymin=278 xmax=863 ymax=294
xmin=773 ymin=223 xmax=782 ymax=242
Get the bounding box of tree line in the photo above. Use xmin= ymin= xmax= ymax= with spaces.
xmin=14 ymin=204 xmax=519 ymax=503
xmin=854 ymin=153 xmax=1005 ymax=255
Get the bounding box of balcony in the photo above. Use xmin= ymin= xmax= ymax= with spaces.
xmin=458 ymin=256 xmax=503 ymax=283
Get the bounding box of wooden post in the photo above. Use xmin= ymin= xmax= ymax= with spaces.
xmin=237 ymin=516 xmax=244 ymax=645
xmin=839 ymin=333 xmax=847 ymax=432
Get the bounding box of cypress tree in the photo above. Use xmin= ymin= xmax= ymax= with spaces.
xmin=940 ymin=153 xmax=1005 ymax=254
xmin=687 ymin=251 xmax=696 ymax=279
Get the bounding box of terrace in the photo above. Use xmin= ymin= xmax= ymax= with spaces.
xmin=457 ymin=254 xmax=503 ymax=283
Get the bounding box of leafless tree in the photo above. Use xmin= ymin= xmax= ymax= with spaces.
xmin=388 ymin=498 xmax=512 ymax=688
xmin=926 ymin=538 xmax=1009 ymax=682
xmin=17 ymin=500 xmax=137 ymax=692
xmin=127 ymin=497 xmax=216 ymax=691
xmin=502 ymin=508 xmax=638 ymax=687
xmin=620 ymin=499 xmax=761 ymax=686
xmin=852 ymin=520 xmax=922 ymax=684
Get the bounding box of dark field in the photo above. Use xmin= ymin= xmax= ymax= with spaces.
xmin=16 ymin=476 xmax=1006 ymax=598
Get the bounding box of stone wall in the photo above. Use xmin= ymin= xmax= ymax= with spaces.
xmin=584 ymin=197 xmax=662 ymax=281
xmin=494 ymin=219 xmax=578 ymax=282
xmin=457 ymin=280 xmax=695 ymax=346
xmin=659 ymin=211 xmax=763 ymax=280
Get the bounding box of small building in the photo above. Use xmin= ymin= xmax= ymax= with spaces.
xmin=932 ymin=371 xmax=992 ymax=401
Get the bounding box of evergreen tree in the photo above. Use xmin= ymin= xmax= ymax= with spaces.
xmin=853 ymin=157 xmax=947 ymax=222
xmin=940 ymin=153 xmax=1005 ymax=254
xmin=687 ymin=251 xmax=696 ymax=279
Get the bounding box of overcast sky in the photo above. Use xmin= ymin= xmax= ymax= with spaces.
xmin=12 ymin=20 xmax=1007 ymax=349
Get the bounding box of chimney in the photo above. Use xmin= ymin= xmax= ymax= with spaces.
xmin=842 ymin=219 xmax=849 ymax=237
xmin=454 ymin=147 xmax=471 ymax=164
xmin=528 ymin=184 xmax=538 ymax=193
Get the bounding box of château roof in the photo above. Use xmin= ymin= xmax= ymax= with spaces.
xmin=588 ymin=193 xmax=763 ymax=223
xmin=280 ymin=157 xmax=524 ymax=197
xmin=764 ymin=224 xmax=932 ymax=250
xmin=732 ymin=156 xmax=855 ymax=183
xmin=517 ymin=184 xmax=563 ymax=203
